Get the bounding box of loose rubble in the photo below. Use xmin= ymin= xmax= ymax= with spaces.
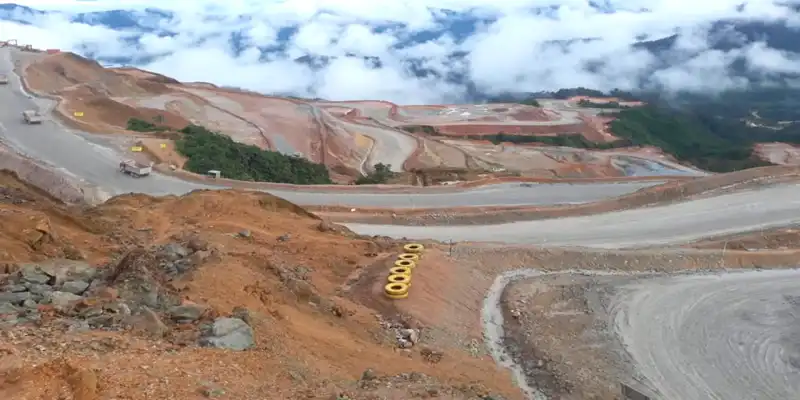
xmin=0 ymin=239 xmax=256 ymax=351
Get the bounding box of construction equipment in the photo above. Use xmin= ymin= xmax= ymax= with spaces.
xmin=0 ymin=74 xmax=8 ymax=84
xmin=119 ymin=159 xmax=153 ymax=178
xmin=22 ymin=110 xmax=43 ymax=124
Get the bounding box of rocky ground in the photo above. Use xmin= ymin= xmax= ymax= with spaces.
xmin=449 ymin=244 xmax=800 ymax=399
xmin=0 ymin=172 xmax=521 ymax=400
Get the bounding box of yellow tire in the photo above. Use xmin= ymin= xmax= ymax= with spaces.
xmin=403 ymin=243 xmax=424 ymax=254
xmin=390 ymin=266 xmax=411 ymax=276
xmin=385 ymin=291 xmax=409 ymax=299
xmin=387 ymin=274 xmax=411 ymax=286
xmin=394 ymin=259 xmax=416 ymax=269
xmin=397 ymin=253 xmax=419 ymax=262
xmin=384 ymin=282 xmax=409 ymax=299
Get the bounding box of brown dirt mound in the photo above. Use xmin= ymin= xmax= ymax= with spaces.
xmin=0 ymin=173 xmax=520 ymax=400
xmin=688 ymin=226 xmax=800 ymax=250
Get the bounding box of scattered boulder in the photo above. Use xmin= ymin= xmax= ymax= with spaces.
xmin=199 ymin=317 xmax=254 ymax=351
xmin=2 ymin=284 xmax=27 ymax=293
xmin=61 ymin=280 xmax=90 ymax=295
xmin=130 ymin=306 xmax=169 ymax=337
xmin=46 ymin=291 xmax=83 ymax=312
xmin=159 ymin=243 xmax=189 ymax=262
xmin=0 ymin=302 xmax=20 ymax=316
xmin=18 ymin=268 xmax=51 ymax=285
xmin=168 ymin=304 xmax=207 ymax=323
xmin=400 ymin=328 xmax=420 ymax=345
xmin=0 ymin=291 xmax=32 ymax=305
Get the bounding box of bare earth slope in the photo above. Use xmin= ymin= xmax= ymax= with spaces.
xmin=0 ymin=172 xmax=521 ymax=400
xmin=13 ymin=49 xmax=701 ymax=181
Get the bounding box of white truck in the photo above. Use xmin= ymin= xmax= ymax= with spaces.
xmin=22 ymin=110 xmax=43 ymax=124
xmin=119 ymin=159 xmax=153 ymax=178
xmin=0 ymin=74 xmax=8 ymax=84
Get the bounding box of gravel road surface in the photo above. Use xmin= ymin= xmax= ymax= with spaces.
xmin=343 ymin=183 xmax=800 ymax=247
xmin=609 ymin=269 xmax=800 ymax=399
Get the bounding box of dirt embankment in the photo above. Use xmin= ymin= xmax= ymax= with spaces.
xmin=319 ymin=165 xmax=800 ymax=225
xmin=0 ymin=173 xmax=520 ymax=400
xmin=21 ymin=52 xmax=190 ymax=134
xmin=687 ymin=226 xmax=800 ymax=250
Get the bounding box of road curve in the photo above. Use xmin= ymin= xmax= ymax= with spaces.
xmin=609 ymin=269 xmax=800 ymax=399
xmin=0 ymin=47 xmax=660 ymax=208
xmin=343 ymin=183 xmax=800 ymax=247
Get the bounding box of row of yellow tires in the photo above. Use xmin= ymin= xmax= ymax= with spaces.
xmin=384 ymin=243 xmax=424 ymax=299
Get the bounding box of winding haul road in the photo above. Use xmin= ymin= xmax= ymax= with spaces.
xmin=3 ymin=47 xmax=800 ymax=400
xmin=343 ymin=183 xmax=800 ymax=248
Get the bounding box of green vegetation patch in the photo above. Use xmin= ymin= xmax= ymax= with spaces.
xmin=355 ymin=163 xmax=395 ymax=185
xmin=127 ymin=117 xmax=169 ymax=132
xmin=175 ymin=124 xmax=332 ymax=184
xmin=609 ymin=107 xmax=772 ymax=172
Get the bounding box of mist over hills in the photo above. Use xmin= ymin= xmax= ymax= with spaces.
xmin=1 ymin=1 xmax=799 ymax=104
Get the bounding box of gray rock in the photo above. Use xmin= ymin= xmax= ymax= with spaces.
xmin=22 ymin=299 xmax=38 ymax=309
xmin=46 ymin=291 xmax=83 ymax=312
xmin=0 ymin=302 xmax=20 ymax=315
xmin=238 ymin=230 xmax=251 ymax=238
xmin=103 ymin=301 xmax=131 ymax=315
xmin=66 ymin=320 xmax=91 ymax=333
xmin=2 ymin=284 xmax=27 ymax=293
xmin=199 ymin=317 xmax=254 ymax=351
xmin=22 ymin=260 xmax=97 ymax=287
xmin=26 ymin=283 xmax=52 ymax=296
xmin=174 ymin=259 xmax=192 ymax=273
xmin=79 ymin=307 xmax=104 ymax=318
xmin=168 ymin=304 xmax=207 ymax=322
xmin=0 ymin=291 xmax=32 ymax=305
xmin=400 ymin=328 xmax=420 ymax=345
xmin=141 ymin=289 xmax=160 ymax=308
xmin=18 ymin=269 xmax=50 ymax=285
xmin=87 ymin=314 xmax=117 ymax=328
xmin=161 ymin=243 xmax=189 ymax=261
xmin=60 ymin=280 xmax=90 ymax=295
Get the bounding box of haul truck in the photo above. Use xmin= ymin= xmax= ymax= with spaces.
xmin=119 ymin=160 xmax=153 ymax=178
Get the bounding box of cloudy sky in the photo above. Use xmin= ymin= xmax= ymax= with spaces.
xmin=2 ymin=0 xmax=799 ymax=104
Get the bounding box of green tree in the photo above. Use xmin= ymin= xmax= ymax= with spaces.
xmin=127 ymin=117 xmax=168 ymax=132
xmin=355 ymin=163 xmax=395 ymax=184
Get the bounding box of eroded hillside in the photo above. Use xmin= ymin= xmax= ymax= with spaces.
xmin=0 ymin=171 xmax=520 ymax=400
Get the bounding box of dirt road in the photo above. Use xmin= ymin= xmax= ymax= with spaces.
xmin=609 ymin=269 xmax=800 ymax=399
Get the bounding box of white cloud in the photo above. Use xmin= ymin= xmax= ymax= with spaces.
xmin=2 ymin=0 xmax=799 ymax=104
